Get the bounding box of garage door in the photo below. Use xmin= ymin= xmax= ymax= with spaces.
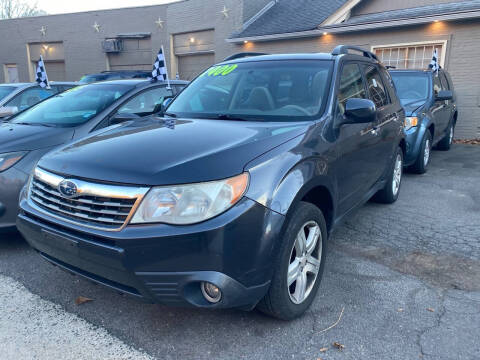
xmin=178 ymin=53 xmax=215 ymax=81
xmin=44 ymin=62 xmax=66 ymax=81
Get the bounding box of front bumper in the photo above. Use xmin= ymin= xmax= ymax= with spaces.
xmin=0 ymin=166 xmax=29 ymax=232
xmin=17 ymin=196 xmax=285 ymax=309
xmin=403 ymin=126 xmax=423 ymax=166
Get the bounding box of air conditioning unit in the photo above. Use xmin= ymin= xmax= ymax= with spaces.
xmin=102 ymin=39 xmax=124 ymax=53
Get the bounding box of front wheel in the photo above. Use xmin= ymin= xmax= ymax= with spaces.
xmin=372 ymin=147 xmax=403 ymax=204
xmin=257 ymin=202 xmax=327 ymax=320
xmin=410 ymin=131 xmax=432 ymax=174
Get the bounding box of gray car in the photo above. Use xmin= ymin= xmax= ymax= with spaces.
xmin=0 ymin=79 xmax=187 ymax=232
xmin=0 ymin=82 xmax=77 ymax=119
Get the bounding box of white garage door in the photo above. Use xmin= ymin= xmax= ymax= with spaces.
xmin=178 ymin=53 xmax=215 ymax=81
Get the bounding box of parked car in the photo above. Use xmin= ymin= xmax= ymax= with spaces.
xmin=389 ymin=69 xmax=457 ymax=173
xmin=17 ymin=46 xmax=405 ymax=320
xmin=0 ymin=82 xmax=77 ymax=120
xmin=0 ymin=79 xmax=187 ymax=233
xmin=79 ymin=71 xmax=151 ymax=84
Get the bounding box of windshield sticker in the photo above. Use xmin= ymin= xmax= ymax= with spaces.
xmin=200 ymin=64 xmax=238 ymax=78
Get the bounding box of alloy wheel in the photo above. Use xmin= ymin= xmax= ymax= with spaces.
xmin=424 ymin=139 xmax=431 ymax=167
xmin=392 ymin=154 xmax=402 ymax=196
xmin=287 ymin=221 xmax=322 ymax=305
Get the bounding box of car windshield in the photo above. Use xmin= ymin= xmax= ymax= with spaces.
xmin=0 ymin=86 xmax=16 ymax=102
xmin=167 ymin=60 xmax=333 ymax=121
xmin=390 ymin=72 xmax=430 ymax=104
xmin=11 ymin=84 xmax=134 ymax=127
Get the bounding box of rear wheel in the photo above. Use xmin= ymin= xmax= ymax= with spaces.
xmin=437 ymin=123 xmax=454 ymax=151
xmin=373 ymin=147 xmax=403 ymax=204
xmin=257 ymin=202 xmax=327 ymax=320
xmin=410 ymin=131 xmax=432 ymax=174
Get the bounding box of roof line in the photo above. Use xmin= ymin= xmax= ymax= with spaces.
xmin=320 ymin=0 xmax=362 ymax=26
xmin=228 ymin=9 xmax=480 ymax=43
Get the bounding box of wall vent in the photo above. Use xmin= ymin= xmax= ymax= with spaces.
xmin=102 ymin=39 xmax=124 ymax=53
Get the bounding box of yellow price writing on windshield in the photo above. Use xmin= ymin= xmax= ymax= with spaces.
xmin=200 ymin=64 xmax=238 ymax=78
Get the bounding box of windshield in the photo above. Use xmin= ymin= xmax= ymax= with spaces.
xmin=79 ymin=74 xmax=110 ymax=84
xmin=0 ymin=86 xmax=16 ymax=102
xmin=390 ymin=72 xmax=430 ymax=104
xmin=167 ymin=60 xmax=333 ymax=121
xmin=11 ymin=84 xmax=134 ymax=127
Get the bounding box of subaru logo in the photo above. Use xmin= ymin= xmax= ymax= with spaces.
xmin=58 ymin=180 xmax=78 ymax=198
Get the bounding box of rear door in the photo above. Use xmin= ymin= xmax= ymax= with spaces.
xmin=334 ymin=62 xmax=383 ymax=215
xmin=363 ymin=64 xmax=401 ymax=179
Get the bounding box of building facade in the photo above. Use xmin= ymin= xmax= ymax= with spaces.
xmin=1 ymin=0 xmax=479 ymax=139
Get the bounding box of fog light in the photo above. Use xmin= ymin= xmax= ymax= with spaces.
xmin=201 ymin=282 xmax=222 ymax=303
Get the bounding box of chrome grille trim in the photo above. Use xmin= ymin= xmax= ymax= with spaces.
xmin=28 ymin=167 xmax=150 ymax=232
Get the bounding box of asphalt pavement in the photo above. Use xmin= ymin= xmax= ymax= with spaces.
xmin=0 ymin=144 xmax=479 ymax=360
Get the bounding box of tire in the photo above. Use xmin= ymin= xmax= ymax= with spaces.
xmin=410 ymin=131 xmax=432 ymax=174
xmin=372 ymin=147 xmax=403 ymax=204
xmin=257 ymin=202 xmax=327 ymax=320
xmin=437 ymin=123 xmax=454 ymax=151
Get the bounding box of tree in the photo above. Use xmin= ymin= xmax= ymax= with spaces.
xmin=0 ymin=0 xmax=46 ymax=19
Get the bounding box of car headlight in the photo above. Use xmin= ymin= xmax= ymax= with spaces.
xmin=131 ymin=173 xmax=249 ymax=225
xmin=404 ymin=117 xmax=418 ymax=130
xmin=0 ymin=151 xmax=28 ymax=172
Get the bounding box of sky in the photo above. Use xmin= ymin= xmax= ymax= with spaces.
xmin=35 ymin=0 xmax=181 ymax=15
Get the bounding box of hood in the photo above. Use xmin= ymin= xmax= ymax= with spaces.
xmin=0 ymin=122 xmax=74 ymax=153
xmin=38 ymin=116 xmax=309 ymax=186
xmin=400 ymin=99 xmax=426 ymax=116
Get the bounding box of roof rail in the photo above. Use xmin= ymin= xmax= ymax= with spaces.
xmin=223 ymin=52 xmax=268 ymax=61
xmin=331 ymin=45 xmax=378 ymax=61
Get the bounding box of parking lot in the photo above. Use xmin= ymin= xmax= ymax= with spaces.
xmin=1 ymin=144 xmax=479 ymax=360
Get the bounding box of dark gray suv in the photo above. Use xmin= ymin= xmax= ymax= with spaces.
xmin=18 ymin=46 xmax=405 ymax=320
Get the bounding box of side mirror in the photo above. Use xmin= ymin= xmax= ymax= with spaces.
xmin=342 ymin=98 xmax=376 ymax=125
xmin=110 ymin=112 xmax=140 ymax=125
xmin=153 ymin=96 xmax=174 ymax=116
xmin=0 ymin=106 xmax=19 ymax=118
xmin=436 ymin=90 xmax=453 ymax=101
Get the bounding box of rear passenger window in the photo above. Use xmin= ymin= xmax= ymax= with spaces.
xmin=364 ymin=65 xmax=389 ymax=108
xmin=337 ymin=63 xmax=366 ymax=115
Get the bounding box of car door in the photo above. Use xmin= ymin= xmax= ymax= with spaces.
xmin=439 ymin=71 xmax=455 ymax=130
xmin=334 ymin=62 xmax=383 ymax=215
xmin=363 ymin=64 xmax=401 ymax=179
xmin=431 ymin=72 xmax=450 ymax=141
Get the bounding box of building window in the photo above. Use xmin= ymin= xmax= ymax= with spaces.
xmin=373 ymin=41 xmax=446 ymax=69
xmin=4 ymin=64 xmax=19 ymax=83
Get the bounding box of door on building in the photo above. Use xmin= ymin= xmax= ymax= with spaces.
xmin=5 ymin=65 xmax=19 ymax=83
xmin=178 ymin=53 xmax=215 ymax=81
xmin=31 ymin=61 xmax=66 ymax=82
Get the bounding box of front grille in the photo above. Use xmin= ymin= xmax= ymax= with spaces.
xmin=29 ymin=167 xmax=149 ymax=231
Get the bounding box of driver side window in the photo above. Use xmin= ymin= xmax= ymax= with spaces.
xmin=116 ymin=87 xmax=172 ymax=116
xmin=6 ymin=87 xmax=56 ymax=110
xmin=337 ymin=63 xmax=366 ymax=115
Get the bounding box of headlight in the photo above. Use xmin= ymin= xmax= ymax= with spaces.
xmin=0 ymin=151 xmax=28 ymax=172
xmin=131 ymin=173 xmax=249 ymax=225
xmin=404 ymin=117 xmax=418 ymax=130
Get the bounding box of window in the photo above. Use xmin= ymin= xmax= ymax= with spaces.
xmin=439 ymin=72 xmax=450 ymax=90
xmin=4 ymin=64 xmax=19 ymax=83
xmin=0 ymin=86 xmax=16 ymax=102
xmin=364 ymin=65 xmax=389 ymax=108
xmin=337 ymin=63 xmax=366 ymax=114
xmin=117 ymin=86 xmax=172 ymax=116
xmin=11 ymin=83 xmax=134 ymax=127
xmin=6 ymin=87 xmax=56 ymax=111
xmin=390 ymin=72 xmax=429 ymax=104
xmin=374 ymin=42 xmax=446 ymax=69
xmin=433 ymin=73 xmax=442 ymax=96
xmin=167 ymin=60 xmax=333 ymax=121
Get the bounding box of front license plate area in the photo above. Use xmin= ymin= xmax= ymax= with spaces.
xmin=40 ymin=229 xmax=79 ymax=255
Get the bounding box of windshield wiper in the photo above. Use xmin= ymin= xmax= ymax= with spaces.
xmin=214 ymin=114 xmax=250 ymax=121
xmin=164 ymin=112 xmax=177 ymax=118
xmin=14 ymin=122 xmax=55 ymax=127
